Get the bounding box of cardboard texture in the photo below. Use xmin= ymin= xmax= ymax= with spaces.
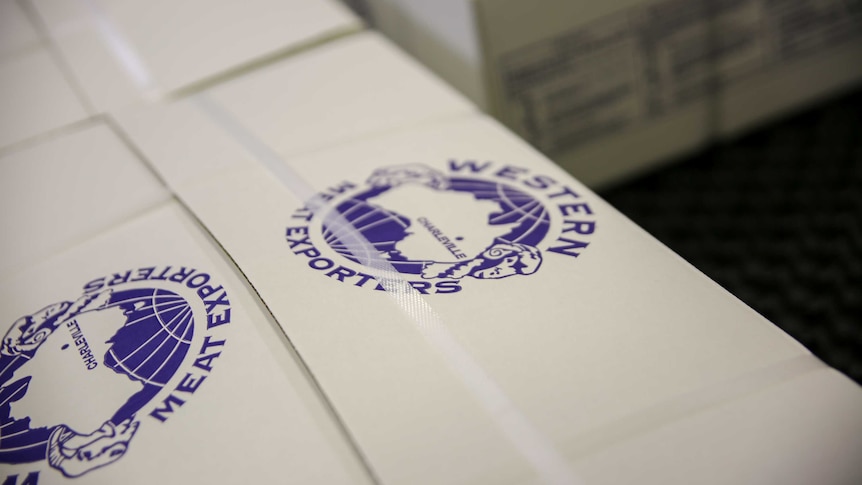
xmin=0 ymin=0 xmax=42 ymax=59
xmin=5 ymin=4 xmax=862 ymax=484
xmin=0 ymin=44 xmax=90 ymax=152
xmin=28 ymin=0 xmax=363 ymax=112
xmin=114 ymin=31 xmax=476 ymax=188
xmin=0 ymin=123 xmax=169 ymax=275
xmin=0 ymin=124 xmax=374 ymax=483
xmin=0 ymin=0 xmax=90 ymax=153
xmin=359 ymin=0 xmax=862 ymax=187
xmin=116 ymin=91 xmax=862 ymax=483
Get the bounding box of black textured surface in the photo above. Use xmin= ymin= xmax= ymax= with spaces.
xmin=600 ymin=88 xmax=862 ymax=385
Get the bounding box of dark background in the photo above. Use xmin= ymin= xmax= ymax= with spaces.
xmin=600 ymin=87 xmax=862 ymax=384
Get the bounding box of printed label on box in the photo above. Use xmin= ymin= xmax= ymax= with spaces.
xmin=285 ymin=159 xmax=598 ymax=294
xmin=1 ymin=266 xmax=232 ymax=480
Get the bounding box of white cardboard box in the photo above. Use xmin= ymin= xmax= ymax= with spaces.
xmin=27 ymin=0 xmax=363 ymax=113
xmin=0 ymin=0 xmax=91 ymax=153
xmin=114 ymin=31 xmax=475 ymax=188
xmin=0 ymin=124 xmax=375 ymax=484
xmin=116 ymin=83 xmax=862 ymax=484
xmin=0 ymin=122 xmax=168 ymax=274
xmin=0 ymin=0 xmax=42 ymax=59
xmin=0 ymin=47 xmax=90 ymax=152
xmin=6 ymin=7 xmax=861 ymax=484
xmin=359 ymin=0 xmax=862 ymax=187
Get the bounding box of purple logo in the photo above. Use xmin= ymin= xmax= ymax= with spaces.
xmin=1 ymin=266 xmax=231 ymax=480
xmin=286 ymin=160 xmax=597 ymax=294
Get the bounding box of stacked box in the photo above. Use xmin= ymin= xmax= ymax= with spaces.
xmin=114 ymin=34 xmax=862 ymax=485
xmin=0 ymin=0 xmax=89 ymax=152
xmin=27 ymin=0 xmax=361 ymax=112
xmin=4 ymin=1 xmax=861 ymax=484
xmin=114 ymin=32 xmax=475 ymax=188
xmin=0 ymin=124 xmax=374 ymax=483
xmin=359 ymin=0 xmax=862 ymax=187
xmin=1 ymin=0 xmax=360 ymax=151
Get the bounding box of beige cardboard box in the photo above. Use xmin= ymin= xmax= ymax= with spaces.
xmin=0 ymin=124 xmax=374 ymax=484
xmin=114 ymin=31 xmax=475 ymax=188
xmin=27 ymin=0 xmax=363 ymax=112
xmin=0 ymin=0 xmax=90 ymax=152
xmin=116 ymin=87 xmax=862 ymax=484
xmin=0 ymin=0 xmax=42 ymax=59
xmin=0 ymin=123 xmax=168 ymax=274
xmin=359 ymin=0 xmax=862 ymax=187
xmin=0 ymin=47 xmax=90 ymax=152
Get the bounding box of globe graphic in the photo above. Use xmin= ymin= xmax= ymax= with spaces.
xmin=103 ymin=288 xmax=194 ymax=390
xmin=0 ymin=286 xmax=195 ymax=468
xmin=321 ymin=177 xmax=551 ymax=275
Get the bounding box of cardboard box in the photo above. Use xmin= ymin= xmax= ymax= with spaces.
xmin=117 ymin=88 xmax=862 ymax=484
xmin=6 ymin=6 xmax=861 ymax=484
xmin=27 ymin=0 xmax=363 ymax=112
xmin=0 ymin=122 xmax=168 ymax=274
xmin=358 ymin=0 xmax=862 ymax=187
xmin=0 ymin=123 xmax=375 ymax=484
xmin=114 ymin=31 xmax=475 ymax=188
xmin=0 ymin=2 xmax=90 ymax=152
xmin=0 ymin=0 xmax=42 ymax=58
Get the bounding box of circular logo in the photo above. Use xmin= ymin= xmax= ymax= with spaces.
xmin=286 ymin=161 xmax=597 ymax=294
xmin=0 ymin=266 xmax=231 ymax=479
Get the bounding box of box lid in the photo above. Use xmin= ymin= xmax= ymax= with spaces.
xmin=0 ymin=123 xmax=168 ymax=274
xmin=0 ymin=47 xmax=90 ymax=151
xmin=30 ymin=0 xmax=363 ymax=112
xmin=0 ymin=200 xmax=375 ymax=483
xmin=114 ymin=32 xmax=475 ymax=189
xmin=118 ymin=104 xmax=862 ymax=483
